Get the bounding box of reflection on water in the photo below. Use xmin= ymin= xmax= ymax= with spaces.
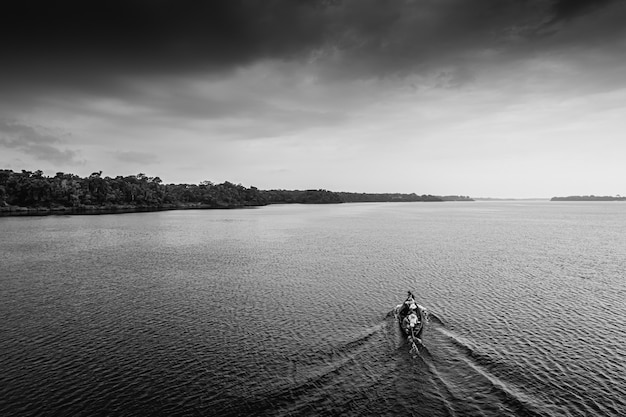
xmin=1 ymin=202 xmax=625 ymax=416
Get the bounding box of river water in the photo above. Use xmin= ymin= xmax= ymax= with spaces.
xmin=1 ymin=201 xmax=625 ymax=416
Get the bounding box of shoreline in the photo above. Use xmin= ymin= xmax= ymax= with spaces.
xmin=0 ymin=203 xmax=266 ymax=217
xmin=0 ymin=199 xmax=468 ymax=217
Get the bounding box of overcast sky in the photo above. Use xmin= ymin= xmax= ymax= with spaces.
xmin=2 ymin=0 xmax=625 ymax=198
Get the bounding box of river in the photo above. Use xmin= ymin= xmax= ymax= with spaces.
xmin=1 ymin=201 xmax=625 ymax=416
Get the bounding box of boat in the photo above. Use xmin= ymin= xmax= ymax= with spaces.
xmin=395 ymin=291 xmax=425 ymax=350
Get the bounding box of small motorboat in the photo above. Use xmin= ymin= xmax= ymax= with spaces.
xmin=395 ymin=291 xmax=425 ymax=350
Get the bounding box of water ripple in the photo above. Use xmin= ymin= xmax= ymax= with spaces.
xmin=2 ymin=202 xmax=626 ymax=416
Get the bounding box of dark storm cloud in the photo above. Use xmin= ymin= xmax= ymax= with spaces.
xmin=1 ymin=0 xmax=335 ymax=102
xmin=2 ymin=0 xmax=622 ymax=79
xmin=2 ymin=0 xmax=331 ymax=72
xmin=2 ymin=0 xmax=625 ymax=117
xmin=551 ymin=0 xmax=617 ymax=20
xmin=0 ymin=120 xmax=81 ymax=165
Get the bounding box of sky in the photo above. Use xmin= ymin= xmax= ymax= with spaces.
xmin=1 ymin=0 xmax=626 ymax=198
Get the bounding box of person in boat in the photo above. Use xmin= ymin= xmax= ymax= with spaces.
xmin=400 ymin=292 xmax=417 ymax=316
xmin=408 ymin=309 xmax=420 ymax=328
xmin=402 ymin=304 xmax=420 ymax=329
xmin=402 ymin=314 xmax=410 ymax=329
xmin=400 ymin=300 xmax=417 ymax=316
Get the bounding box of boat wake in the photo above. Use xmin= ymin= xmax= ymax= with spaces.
xmin=221 ymin=307 xmax=550 ymax=417
xmin=383 ymin=305 xmax=549 ymax=417
xmin=425 ymin=309 xmax=445 ymax=326
xmin=224 ymin=321 xmax=397 ymax=416
xmin=427 ymin=326 xmax=547 ymax=417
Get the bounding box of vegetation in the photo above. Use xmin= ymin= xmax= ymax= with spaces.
xmin=0 ymin=170 xmax=267 ymax=214
xmin=337 ymin=192 xmax=443 ymax=202
xmin=551 ymin=195 xmax=626 ymax=201
xmin=440 ymin=195 xmax=474 ymax=201
xmin=0 ymin=169 xmax=472 ymax=215
xmin=260 ymin=189 xmax=343 ymax=204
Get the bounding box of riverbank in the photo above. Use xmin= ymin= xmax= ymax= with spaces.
xmin=0 ymin=202 xmax=265 ymax=217
xmin=1 ymin=170 xmax=472 ymax=216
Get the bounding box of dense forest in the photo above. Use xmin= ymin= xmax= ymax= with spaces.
xmin=0 ymin=169 xmax=470 ymax=215
xmin=337 ymin=192 xmax=442 ymax=202
xmin=0 ymin=170 xmax=267 ymax=213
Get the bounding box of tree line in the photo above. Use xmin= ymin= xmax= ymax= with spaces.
xmin=0 ymin=169 xmax=470 ymax=214
xmin=335 ymin=192 xmax=456 ymax=202
xmin=550 ymin=195 xmax=625 ymax=201
xmin=0 ymin=170 xmax=267 ymax=211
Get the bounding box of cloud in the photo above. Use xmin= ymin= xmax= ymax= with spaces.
xmin=0 ymin=120 xmax=82 ymax=165
xmin=112 ymin=151 xmax=160 ymax=165
xmin=1 ymin=0 xmax=625 ymax=133
xmin=3 ymin=0 xmax=624 ymax=84
xmin=1 ymin=1 xmax=331 ymax=76
xmin=551 ymin=0 xmax=617 ymax=21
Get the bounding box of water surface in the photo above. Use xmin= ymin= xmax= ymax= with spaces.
xmin=1 ymin=201 xmax=625 ymax=416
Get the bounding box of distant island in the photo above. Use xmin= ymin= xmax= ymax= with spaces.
xmin=0 ymin=169 xmax=473 ymax=216
xmin=551 ymin=195 xmax=626 ymax=201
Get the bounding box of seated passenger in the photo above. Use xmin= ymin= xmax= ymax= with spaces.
xmin=401 ymin=296 xmax=416 ymax=315
xmin=400 ymin=301 xmax=411 ymax=316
